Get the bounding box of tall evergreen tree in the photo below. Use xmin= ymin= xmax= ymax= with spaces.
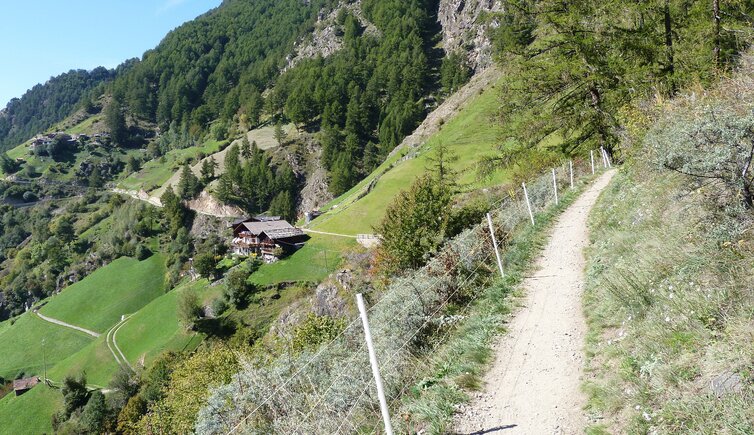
xmin=177 ymin=164 xmax=200 ymax=200
xmin=105 ymin=97 xmax=128 ymax=146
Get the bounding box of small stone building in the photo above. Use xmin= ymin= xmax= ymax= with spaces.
xmin=13 ymin=376 xmax=39 ymax=396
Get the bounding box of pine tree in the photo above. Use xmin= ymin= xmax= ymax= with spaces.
xmin=161 ymin=186 xmax=189 ymax=236
xmin=269 ymin=190 xmax=296 ymax=222
xmin=216 ymin=173 xmax=234 ymax=204
xmin=88 ymin=166 xmax=103 ymax=188
xmin=241 ymin=136 xmax=251 ymax=159
xmin=376 ymin=175 xmax=453 ymax=272
xmin=274 ymin=121 xmax=286 ymax=146
xmin=224 ymin=144 xmax=241 ymax=183
xmin=200 ymin=158 xmax=218 ymax=184
xmin=105 ymin=97 xmax=128 ymax=146
xmin=177 ymin=164 xmax=200 ymax=200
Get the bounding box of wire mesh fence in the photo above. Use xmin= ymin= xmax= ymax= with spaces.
xmin=194 ymin=155 xmax=610 ymax=435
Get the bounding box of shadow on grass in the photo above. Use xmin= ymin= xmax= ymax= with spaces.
xmin=195 ymin=317 xmax=237 ymax=339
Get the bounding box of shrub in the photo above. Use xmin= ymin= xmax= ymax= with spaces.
xmin=22 ymin=191 xmax=37 ymax=202
xmin=177 ymin=291 xmax=203 ymax=330
xmin=61 ymin=374 xmax=89 ymax=418
xmin=648 ymin=103 xmax=754 ymax=207
xmin=194 ymin=253 xmax=219 ymax=280
xmin=223 ymin=267 xmax=257 ymax=308
xmin=375 ymin=175 xmax=452 ymax=273
xmin=210 ymin=297 xmax=228 ymax=317
xmin=135 ymin=244 xmax=151 ymax=260
xmin=291 ymin=313 xmax=346 ymax=353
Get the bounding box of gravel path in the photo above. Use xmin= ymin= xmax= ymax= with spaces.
xmin=111 ymin=315 xmax=134 ymax=371
xmin=454 ymin=170 xmax=616 ymax=435
xmin=34 ymin=310 xmax=101 ymax=338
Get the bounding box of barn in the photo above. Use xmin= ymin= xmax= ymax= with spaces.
xmin=13 ymin=376 xmax=39 ymax=396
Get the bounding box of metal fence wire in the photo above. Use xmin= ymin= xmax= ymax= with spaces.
xmin=194 ymin=156 xmax=610 ymax=435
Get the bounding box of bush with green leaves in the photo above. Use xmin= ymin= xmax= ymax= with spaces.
xmin=194 ymin=252 xmax=219 ymax=280
xmin=223 ymin=263 xmax=259 ymax=308
xmin=291 ymin=313 xmax=346 ymax=353
xmin=177 ymin=291 xmax=203 ymax=330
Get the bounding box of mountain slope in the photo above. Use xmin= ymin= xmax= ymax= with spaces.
xmin=308 ymin=66 xmax=506 ymax=234
xmin=0 ymin=67 xmax=115 ymax=152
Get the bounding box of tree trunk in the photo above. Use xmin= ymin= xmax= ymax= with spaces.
xmin=713 ymin=0 xmax=721 ymax=68
xmin=664 ymin=0 xmax=676 ymax=94
xmin=589 ymin=86 xmax=612 ymax=155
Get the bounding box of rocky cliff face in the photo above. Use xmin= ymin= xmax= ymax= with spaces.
xmin=284 ymin=1 xmax=379 ymax=71
xmin=287 ymin=0 xmax=503 ymax=72
xmin=438 ymin=0 xmax=505 ymax=70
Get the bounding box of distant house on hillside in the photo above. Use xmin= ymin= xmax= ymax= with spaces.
xmin=230 ymin=216 xmax=309 ymax=261
xmin=13 ymin=376 xmax=39 ymax=396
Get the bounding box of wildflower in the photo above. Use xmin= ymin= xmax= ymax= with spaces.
xmin=665 ymin=316 xmax=671 ymax=322
xmin=669 ymin=293 xmax=674 ymax=299
xmin=643 ymin=412 xmax=652 ymax=421
xmin=635 ymin=405 xmax=641 ymax=410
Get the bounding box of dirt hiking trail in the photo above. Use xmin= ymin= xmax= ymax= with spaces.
xmin=454 ymin=170 xmax=616 ymax=435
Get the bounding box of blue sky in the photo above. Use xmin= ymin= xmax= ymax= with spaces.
xmin=0 ymin=0 xmax=221 ymax=108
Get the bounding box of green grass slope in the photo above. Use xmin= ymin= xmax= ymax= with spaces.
xmin=39 ymin=255 xmax=166 ymax=333
xmin=309 ymin=75 xmax=508 ymax=235
xmin=45 ymin=337 xmax=119 ymax=388
xmin=584 ymin=167 xmax=754 ymax=433
xmin=118 ymin=139 xmax=224 ymax=192
xmin=116 ymin=279 xmax=217 ymax=368
xmin=0 ymin=313 xmax=93 ymax=380
xmin=250 ymin=233 xmax=359 ymax=286
xmin=0 ymin=384 xmax=61 ymax=434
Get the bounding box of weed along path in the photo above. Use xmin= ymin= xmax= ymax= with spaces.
xmin=454 ymin=170 xmax=616 ymax=435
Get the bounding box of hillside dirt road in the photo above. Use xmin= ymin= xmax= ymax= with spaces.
xmin=34 ymin=310 xmax=101 ymax=338
xmin=454 ymin=170 xmax=616 ymax=435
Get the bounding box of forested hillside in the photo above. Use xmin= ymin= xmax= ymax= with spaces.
xmin=0 ymin=68 xmax=116 ymax=151
xmin=2 ymin=0 xmax=754 ymax=433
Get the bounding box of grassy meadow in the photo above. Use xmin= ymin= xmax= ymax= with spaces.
xmin=309 ymin=76 xmax=509 ymax=235
xmin=249 ymin=233 xmax=359 ymax=286
xmin=39 ymin=254 xmax=167 ymax=333
xmin=0 ymin=384 xmax=61 ymax=434
xmin=0 ymin=313 xmax=93 ymax=380
xmin=116 ymin=279 xmax=218 ymax=368
xmin=118 ymin=139 xmax=224 ymax=192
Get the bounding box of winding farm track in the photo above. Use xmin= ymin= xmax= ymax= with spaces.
xmin=33 ymin=310 xmax=100 ymax=338
xmin=454 ymin=170 xmax=616 ymax=435
xmin=105 ymin=315 xmax=134 ymax=371
xmin=34 ymin=308 xmax=133 ymax=371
